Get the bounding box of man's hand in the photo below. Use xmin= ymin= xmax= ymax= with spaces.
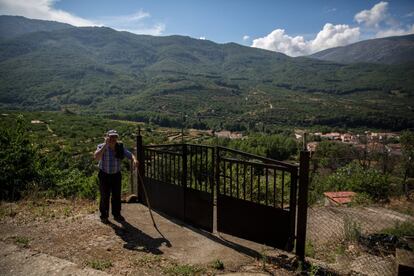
xmin=94 ymin=138 xmax=108 ymax=161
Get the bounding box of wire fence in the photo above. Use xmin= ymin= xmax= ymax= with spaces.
xmin=305 ymin=202 xmax=414 ymax=275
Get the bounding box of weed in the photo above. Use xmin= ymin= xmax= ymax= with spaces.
xmin=211 ymin=259 xmax=224 ymax=270
xmin=309 ymin=263 xmax=320 ymax=276
xmin=86 ymin=259 xmax=112 ymax=271
xmin=381 ymin=221 xmax=414 ymax=238
xmin=134 ymin=254 xmax=162 ymax=268
xmin=335 ymin=243 xmax=346 ymax=256
xmin=305 ymin=240 xmax=315 ymax=258
xmin=260 ymin=247 xmax=269 ymax=270
xmin=63 ymin=206 xmax=72 ymax=217
xmin=343 ymin=216 xmax=361 ymax=242
xmin=0 ymin=203 xmax=17 ymax=219
xmin=14 ymin=236 xmax=30 ymax=248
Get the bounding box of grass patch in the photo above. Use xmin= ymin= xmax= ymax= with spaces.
xmin=335 ymin=243 xmax=346 ymax=256
xmin=305 ymin=240 xmax=315 ymax=258
xmin=14 ymin=236 xmax=30 ymax=248
xmin=163 ymin=263 xmax=205 ymax=276
xmin=211 ymin=259 xmax=224 ymax=270
xmin=133 ymin=254 xmax=163 ymax=268
xmin=343 ymin=216 xmax=362 ymax=242
xmin=0 ymin=203 xmax=17 ymax=219
xmin=309 ymin=263 xmax=321 ymax=276
xmin=260 ymin=248 xmax=269 ymax=270
xmin=86 ymin=259 xmax=112 ymax=271
xmin=63 ymin=206 xmax=72 ymax=217
xmin=381 ymin=221 xmax=414 ymax=238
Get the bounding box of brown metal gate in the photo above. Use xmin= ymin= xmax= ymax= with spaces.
xmin=140 ymin=143 xmax=214 ymax=232
xmin=215 ymin=146 xmax=298 ymax=250
xmin=136 ymin=133 xmax=309 ymax=256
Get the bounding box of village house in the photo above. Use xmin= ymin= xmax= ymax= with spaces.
xmin=321 ymin=132 xmax=341 ymax=141
xmin=340 ymin=133 xmax=356 ymax=143
xmin=386 ymin=143 xmax=403 ymax=156
xmin=324 ymin=191 xmax=356 ymax=206
xmin=215 ymin=130 xmax=243 ymax=139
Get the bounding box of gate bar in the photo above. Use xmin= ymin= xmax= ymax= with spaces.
xmin=136 ymin=128 xmax=145 ymax=203
xmin=296 ymin=150 xmax=310 ymax=261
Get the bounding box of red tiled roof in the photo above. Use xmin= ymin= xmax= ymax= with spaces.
xmin=324 ymin=191 xmax=356 ymax=204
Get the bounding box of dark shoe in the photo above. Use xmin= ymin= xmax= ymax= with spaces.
xmin=113 ymin=215 xmax=125 ymax=222
xmin=100 ymin=217 xmax=109 ymax=224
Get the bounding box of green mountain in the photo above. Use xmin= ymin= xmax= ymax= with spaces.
xmin=0 ymin=15 xmax=73 ymax=40
xmin=0 ymin=16 xmax=413 ymax=131
xmin=310 ymin=34 xmax=414 ymax=65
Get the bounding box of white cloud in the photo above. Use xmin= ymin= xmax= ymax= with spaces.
xmin=242 ymin=35 xmax=250 ymax=41
xmin=311 ymin=23 xmax=360 ymax=51
xmin=354 ymin=1 xmax=413 ymax=38
xmin=252 ymin=29 xmax=309 ymax=56
xmin=199 ymin=36 xmax=206 ymax=40
xmin=99 ymin=10 xmax=150 ymax=25
xmin=252 ymin=1 xmax=412 ymax=56
xmin=0 ymin=0 xmax=96 ymax=26
xmin=375 ymin=24 xmax=414 ymax=38
xmin=98 ymin=10 xmax=165 ymax=36
xmin=252 ymin=23 xmax=360 ymax=56
xmin=354 ymin=1 xmax=388 ymax=27
xmin=120 ymin=23 xmax=166 ymax=36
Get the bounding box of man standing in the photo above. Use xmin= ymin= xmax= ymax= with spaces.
xmin=94 ymin=130 xmax=138 ymax=224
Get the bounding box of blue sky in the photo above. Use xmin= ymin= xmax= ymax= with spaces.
xmin=1 ymin=0 xmax=413 ymax=56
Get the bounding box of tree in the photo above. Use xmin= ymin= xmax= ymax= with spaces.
xmin=0 ymin=115 xmax=37 ymax=200
xmin=313 ymin=141 xmax=355 ymax=171
xmin=401 ymin=131 xmax=414 ymax=198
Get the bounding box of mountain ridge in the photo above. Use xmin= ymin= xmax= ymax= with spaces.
xmin=0 ymin=15 xmax=73 ymax=40
xmin=310 ymin=34 xmax=414 ymax=64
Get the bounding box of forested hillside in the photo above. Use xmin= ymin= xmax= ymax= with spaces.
xmin=1 ymin=16 xmax=414 ymax=131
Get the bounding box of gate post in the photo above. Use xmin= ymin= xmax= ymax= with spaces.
xmin=296 ymin=150 xmax=310 ymax=261
xmin=136 ymin=127 xmax=145 ymax=203
xmin=215 ymin=147 xmax=220 ymax=198
xmin=287 ymin=167 xmax=298 ymax=252
xmin=214 ymin=146 xmax=220 ymax=233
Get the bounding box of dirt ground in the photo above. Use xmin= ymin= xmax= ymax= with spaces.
xmin=2 ymin=199 xmax=412 ymax=275
xmin=0 ymin=200 xmax=295 ymax=276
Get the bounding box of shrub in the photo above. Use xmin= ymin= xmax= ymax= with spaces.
xmin=321 ymin=162 xmax=391 ymax=201
xmin=51 ymin=169 xmax=98 ymax=199
xmin=0 ymin=115 xmax=37 ymax=200
xmin=381 ymin=221 xmax=414 ymax=238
